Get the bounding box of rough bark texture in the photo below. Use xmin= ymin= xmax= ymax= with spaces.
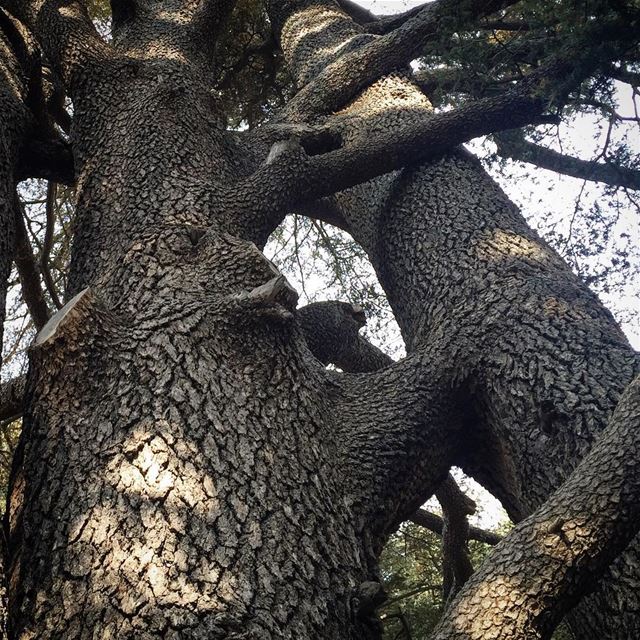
xmin=4 ymin=3 xmax=465 ymax=639
xmin=269 ymin=1 xmax=640 ymax=636
xmin=3 ymin=0 xmax=640 ymax=638
xmin=433 ymin=373 xmax=640 ymax=639
xmin=0 ymin=18 xmax=35 ymax=640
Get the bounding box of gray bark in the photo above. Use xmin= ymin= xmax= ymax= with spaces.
xmin=0 ymin=16 xmax=35 ymax=640
xmin=269 ymin=1 xmax=640 ymax=637
xmin=3 ymin=3 xmax=460 ymax=638
xmin=2 ymin=0 xmax=640 ymax=638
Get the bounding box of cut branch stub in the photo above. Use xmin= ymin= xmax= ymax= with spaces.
xmin=34 ymin=288 xmax=92 ymax=348
xmin=234 ymin=275 xmax=299 ymax=321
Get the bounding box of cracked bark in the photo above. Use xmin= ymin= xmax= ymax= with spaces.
xmin=0 ymin=17 xmax=35 ymax=640
xmin=3 ymin=3 xmax=465 ymax=639
xmin=4 ymin=0 xmax=639 ymax=637
xmin=270 ymin=1 xmax=640 ymax=637
xmin=432 ymin=373 xmax=640 ymax=639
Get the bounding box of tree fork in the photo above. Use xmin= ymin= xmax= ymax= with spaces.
xmin=269 ymin=0 xmax=640 ymax=636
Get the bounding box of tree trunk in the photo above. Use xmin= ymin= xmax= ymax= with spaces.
xmin=268 ymin=2 xmax=640 ymax=636
xmin=4 ymin=4 xmax=462 ymax=638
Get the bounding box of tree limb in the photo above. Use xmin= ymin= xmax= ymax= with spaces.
xmin=433 ymin=374 xmax=640 ymax=639
xmin=409 ymin=509 xmax=502 ymax=546
xmin=298 ymin=300 xmax=393 ymax=372
xmin=16 ymin=136 xmax=74 ymax=185
xmin=14 ymin=198 xmax=50 ymax=330
xmin=270 ymin=0 xmax=520 ymax=122
xmin=296 ymin=299 xmax=503 ymax=559
xmin=0 ymin=376 xmax=25 ymax=423
xmin=495 ymin=130 xmax=640 ymax=191
xmin=436 ymin=474 xmax=476 ymax=601
xmin=4 ymin=0 xmax=112 ymax=89
xmin=336 ymin=0 xmax=433 ymax=35
xmin=230 ymin=75 xmax=555 ymax=229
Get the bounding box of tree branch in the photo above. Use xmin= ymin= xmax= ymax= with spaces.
xmin=495 ymin=130 xmax=640 ymax=191
xmin=271 ymin=0 xmax=520 ymax=123
xmin=433 ymin=374 xmax=640 ymax=639
xmin=298 ymin=300 xmax=393 ymax=372
xmin=4 ymin=0 xmax=112 ymax=89
xmin=14 ymin=198 xmax=50 ymax=331
xmin=436 ymin=474 xmax=476 ymax=601
xmin=336 ymin=0 xmax=432 ymax=35
xmin=16 ymin=136 xmax=74 ymax=185
xmin=409 ymin=509 xmax=502 ymax=546
xmin=0 ymin=376 xmax=25 ymax=423
xmin=230 ymin=75 xmax=555 ymax=230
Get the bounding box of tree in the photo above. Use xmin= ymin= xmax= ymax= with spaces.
xmin=0 ymin=0 xmax=639 ymax=638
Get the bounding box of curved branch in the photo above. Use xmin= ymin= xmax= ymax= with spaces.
xmin=336 ymin=0 xmax=432 ymax=35
xmin=270 ymin=0 xmax=519 ymax=122
xmin=495 ymin=131 xmax=640 ymax=191
xmin=433 ymin=374 xmax=640 ymax=640
xmin=231 ymin=79 xmax=553 ymax=229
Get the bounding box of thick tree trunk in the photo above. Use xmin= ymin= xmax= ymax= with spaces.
xmin=269 ymin=2 xmax=640 ymax=636
xmin=4 ymin=4 xmax=463 ymax=638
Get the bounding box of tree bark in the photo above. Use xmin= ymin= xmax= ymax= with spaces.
xmin=269 ymin=1 xmax=640 ymax=636
xmin=4 ymin=4 xmax=465 ymax=638
xmin=0 ymin=16 xmax=37 ymax=640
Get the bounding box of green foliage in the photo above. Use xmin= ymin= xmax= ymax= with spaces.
xmin=379 ymin=522 xmax=498 ymax=638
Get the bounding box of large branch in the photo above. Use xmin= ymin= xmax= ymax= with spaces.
xmin=270 ymin=0 xmax=519 ymax=123
xmin=495 ymin=130 xmax=640 ymax=191
xmin=297 ymin=300 xmax=392 ymax=372
xmin=229 ymin=76 xmax=553 ymax=230
xmin=336 ymin=0 xmax=431 ymax=35
xmin=296 ymin=300 xmax=503 ymax=563
xmin=433 ymin=374 xmax=640 ymax=639
xmin=4 ymin=0 xmax=111 ymax=89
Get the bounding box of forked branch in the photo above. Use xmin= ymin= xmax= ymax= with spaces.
xmin=433 ymin=374 xmax=640 ymax=639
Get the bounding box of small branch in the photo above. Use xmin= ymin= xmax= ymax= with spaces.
xmin=436 ymin=474 xmax=476 ymax=601
xmin=495 ymin=130 xmax=640 ymax=191
xmin=409 ymin=509 xmax=502 ymax=546
xmin=0 ymin=376 xmax=26 ymax=423
xmin=13 ymin=200 xmax=50 ymax=331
